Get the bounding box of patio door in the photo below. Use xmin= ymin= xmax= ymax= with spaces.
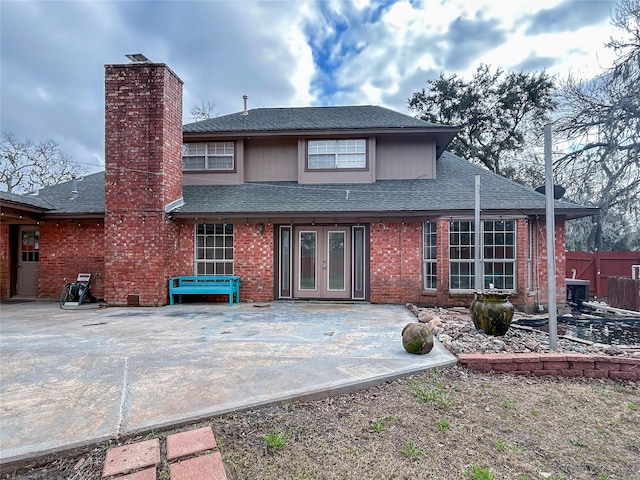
xmin=293 ymin=226 xmax=351 ymax=299
xmin=16 ymin=226 xmax=39 ymax=296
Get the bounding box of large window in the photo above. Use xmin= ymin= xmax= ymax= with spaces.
xmin=195 ymin=224 xmax=234 ymax=275
xmin=183 ymin=142 xmax=234 ymax=170
xmin=483 ymin=220 xmax=516 ymax=290
xmin=423 ymin=221 xmax=437 ymax=290
xmin=449 ymin=219 xmax=516 ymax=291
xmin=449 ymin=220 xmax=475 ymax=290
xmin=308 ymin=139 xmax=366 ymax=169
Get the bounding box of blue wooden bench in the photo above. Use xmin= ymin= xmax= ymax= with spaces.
xmin=168 ymin=275 xmax=240 ymax=305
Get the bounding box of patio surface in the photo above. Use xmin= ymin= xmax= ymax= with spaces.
xmin=0 ymin=301 xmax=456 ymax=466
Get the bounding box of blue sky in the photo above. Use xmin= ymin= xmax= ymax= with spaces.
xmin=0 ymin=0 xmax=618 ymax=175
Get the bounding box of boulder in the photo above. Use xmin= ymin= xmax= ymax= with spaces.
xmin=427 ymin=318 xmax=443 ymax=335
xmin=417 ymin=310 xmax=434 ymax=323
xmin=402 ymin=322 xmax=434 ymax=355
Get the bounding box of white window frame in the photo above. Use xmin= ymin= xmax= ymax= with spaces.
xmin=449 ymin=219 xmax=517 ymax=292
xmin=194 ymin=223 xmax=234 ymax=275
xmin=423 ymin=221 xmax=437 ymax=290
xmin=308 ymin=139 xmax=366 ymax=169
xmin=183 ymin=142 xmax=234 ymax=171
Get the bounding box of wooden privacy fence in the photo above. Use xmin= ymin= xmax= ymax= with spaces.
xmin=607 ymin=277 xmax=640 ymax=312
xmin=566 ymin=250 xmax=640 ymax=300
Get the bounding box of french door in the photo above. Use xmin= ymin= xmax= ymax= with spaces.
xmin=279 ymin=224 xmax=367 ymax=300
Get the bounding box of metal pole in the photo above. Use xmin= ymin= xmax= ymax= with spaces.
xmin=544 ymin=124 xmax=558 ymax=351
xmin=474 ymin=174 xmax=482 ymax=291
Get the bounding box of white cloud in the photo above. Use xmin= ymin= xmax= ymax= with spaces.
xmin=0 ymin=0 xmax=619 ymax=176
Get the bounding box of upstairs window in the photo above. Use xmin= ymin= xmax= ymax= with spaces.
xmin=308 ymin=139 xmax=366 ymax=169
xmin=183 ymin=142 xmax=234 ymax=170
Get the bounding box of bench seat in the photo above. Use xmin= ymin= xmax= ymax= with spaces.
xmin=168 ymin=275 xmax=240 ymax=305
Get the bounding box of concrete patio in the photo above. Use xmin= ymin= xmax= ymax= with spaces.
xmin=0 ymin=301 xmax=456 ymax=465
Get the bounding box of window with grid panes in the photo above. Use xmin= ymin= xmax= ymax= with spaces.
xmin=448 ymin=219 xmax=516 ymax=291
xmin=449 ymin=220 xmax=475 ymax=290
xmin=483 ymin=220 xmax=516 ymax=290
xmin=195 ymin=224 xmax=234 ymax=275
xmin=423 ymin=221 xmax=437 ymax=289
xmin=182 ymin=142 xmax=234 ymax=170
xmin=308 ymin=139 xmax=366 ymax=169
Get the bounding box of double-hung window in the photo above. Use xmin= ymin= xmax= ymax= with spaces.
xmin=483 ymin=220 xmax=516 ymax=290
xmin=195 ymin=224 xmax=234 ymax=275
xmin=423 ymin=221 xmax=437 ymax=290
xmin=449 ymin=219 xmax=516 ymax=291
xmin=183 ymin=142 xmax=234 ymax=170
xmin=308 ymin=139 xmax=366 ymax=169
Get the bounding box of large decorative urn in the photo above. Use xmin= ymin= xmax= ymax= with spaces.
xmin=470 ymin=291 xmax=514 ymax=336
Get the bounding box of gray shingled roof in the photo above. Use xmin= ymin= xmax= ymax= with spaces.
xmin=0 ymin=191 xmax=53 ymax=210
xmin=183 ymin=105 xmax=450 ymax=133
xmin=28 ymin=171 xmax=105 ymax=215
xmin=4 ymin=153 xmax=596 ymax=220
xmin=174 ymin=152 xmax=597 ymax=219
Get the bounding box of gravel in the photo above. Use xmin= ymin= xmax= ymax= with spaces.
xmin=408 ymin=304 xmax=640 ymax=358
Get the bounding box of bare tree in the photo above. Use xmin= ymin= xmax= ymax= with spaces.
xmin=190 ymin=101 xmax=217 ymax=122
xmin=556 ymin=0 xmax=640 ymax=251
xmin=0 ymin=132 xmax=85 ymax=194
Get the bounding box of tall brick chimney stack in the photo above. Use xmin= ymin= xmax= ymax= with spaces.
xmin=104 ymin=58 xmax=184 ymax=306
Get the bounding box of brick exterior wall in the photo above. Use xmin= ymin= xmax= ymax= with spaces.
xmin=234 ymin=223 xmax=275 ymax=303
xmin=369 ymin=218 xmax=565 ymax=310
xmin=38 ymin=221 xmax=105 ymax=299
xmin=0 ymin=224 xmax=9 ymax=299
xmin=370 ymin=222 xmax=423 ymax=304
xmin=104 ymin=62 xmax=185 ymax=306
xmin=532 ymin=217 xmax=567 ymax=308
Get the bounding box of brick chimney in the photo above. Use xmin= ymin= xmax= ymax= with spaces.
xmin=104 ymin=59 xmax=184 ymax=306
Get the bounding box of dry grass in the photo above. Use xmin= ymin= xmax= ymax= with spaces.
xmin=3 ymin=366 xmax=639 ymax=480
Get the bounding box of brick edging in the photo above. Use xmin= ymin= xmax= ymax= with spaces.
xmin=457 ymin=353 xmax=639 ymax=380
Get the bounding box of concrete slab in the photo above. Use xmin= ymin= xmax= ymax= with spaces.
xmin=0 ymin=301 xmax=457 ymax=465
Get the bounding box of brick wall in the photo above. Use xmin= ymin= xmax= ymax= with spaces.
xmin=370 ymin=222 xmax=423 ymax=304
xmin=104 ymin=62 xmax=184 ymax=306
xmin=39 ymin=221 xmax=105 ymax=299
xmin=0 ymin=223 xmax=9 ymax=298
xmin=416 ymin=218 xmax=566 ymax=310
xmin=458 ymin=353 xmax=639 ymax=381
xmin=234 ymin=223 xmax=275 ymax=302
xmin=531 ymin=218 xmax=567 ymax=308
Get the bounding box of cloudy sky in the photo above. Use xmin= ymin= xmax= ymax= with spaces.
xmin=1 ymin=0 xmax=619 ymax=175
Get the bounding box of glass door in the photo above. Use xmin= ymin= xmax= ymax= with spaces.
xmin=293 ymin=226 xmax=351 ymax=299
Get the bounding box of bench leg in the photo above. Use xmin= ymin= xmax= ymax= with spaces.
xmin=170 ymin=294 xmax=175 ymax=306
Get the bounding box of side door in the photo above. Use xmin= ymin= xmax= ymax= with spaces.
xmin=16 ymin=226 xmax=39 ymax=296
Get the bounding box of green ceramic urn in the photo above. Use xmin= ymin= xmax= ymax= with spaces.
xmin=470 ymin=292 xmax=514 ymax=336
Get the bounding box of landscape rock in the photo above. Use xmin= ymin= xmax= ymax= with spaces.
xmin=402 ymin=322 xmax=434 ymax=355
xmin=418 ymin=311 xmax=434 ymax=323
xmin=408 ymin=305 xmax=637 ymax=357
xmin=427 ymin=318 xmax=444 ymax=335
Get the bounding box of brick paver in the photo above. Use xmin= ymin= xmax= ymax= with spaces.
xmin=167 ymin=426 xmax=217 ymax=460
xmin=102 ymin=439 xmax=160 ymax=478
xmin=169 ymin=452 xmax=228 ymax=480
xmin=102 ymin=428 xmax=228 ymax=480
xmin=110 ymin=467 xmax=157 ymax=480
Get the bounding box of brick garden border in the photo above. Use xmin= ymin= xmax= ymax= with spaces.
xmin=457 ymin=353 xmax=639 ymax=381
